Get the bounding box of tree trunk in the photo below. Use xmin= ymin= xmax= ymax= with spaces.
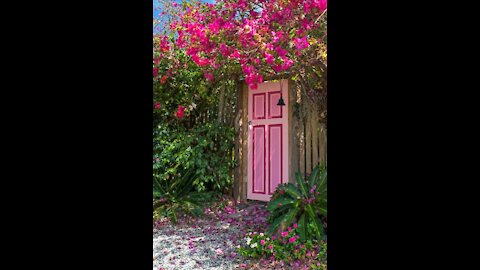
xmin=233 ymin=81 xmax=242 ymax=206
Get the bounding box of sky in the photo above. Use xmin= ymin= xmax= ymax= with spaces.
xmin=153 ymin=0 xmax=215 ymax=33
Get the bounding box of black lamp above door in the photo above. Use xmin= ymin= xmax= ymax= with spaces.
xmin=277 ymin=95 xmax=286 ymax=106
xmin=277 ymin=80 xmax=286 ymax=106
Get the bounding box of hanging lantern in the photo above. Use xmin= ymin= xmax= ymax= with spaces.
xmin=277 ymin=95 xmax=286 ymax=106
xmin=277 ymin=80 xmax=286 ymax=106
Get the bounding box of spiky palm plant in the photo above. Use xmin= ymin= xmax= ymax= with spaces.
xmin=153 ymin=167 xmax=217 ymax=223
xmin=266 ymin=165 xmax=327 ymax=241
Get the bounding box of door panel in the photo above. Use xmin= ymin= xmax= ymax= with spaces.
xmin=253 ymin=93 xmax=266 ymax=120
xmin=252 ymin=125 xmax=265 ymax=194
xmin=269 ymin=124 xmax=282 ymax=195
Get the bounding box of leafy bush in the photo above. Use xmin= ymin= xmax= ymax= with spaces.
xmin=153 ymin=166 xmax=220 ymax=223
xmin=153 ymin=120 xmax=234 ymax=222
xmin=153 ymin=122 xmax=234 ymax=193
xmin=266 ymin=165 xmax=327 ymax=241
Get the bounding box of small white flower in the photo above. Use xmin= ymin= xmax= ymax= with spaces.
xmin=260 ymin=233 xmax=264 ymax=237
xmin=236 ymin=245 xmax=241 ymax=249
xmin=266 ymin=237 xmax=270 ymax=241
xmin=250 ymin=242 xmax=258 ymax=248
xmin=191 ymin=103 xmax=197 ymax=109
xmin=246 ymin=237 xmax=251 ymax=245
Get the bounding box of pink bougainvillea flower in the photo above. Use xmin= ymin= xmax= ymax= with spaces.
xmin=268 ymin=245 xmax=273 ymax=250
xmin=271 ymin=236 xmax=276 ymax=240
xmin=319 ymin=0 xmax=328 ymax=12
xmin=154 ymin=102 xmax=161 ymax=110
xmin=288 ymin=227 xmax=292 ymax=232
xmin=302 ymin=19 xmax=312 ymax=30
xmin=219 ymin=43 xmax=229 ymax=57
xmin=176 ymin=105 xmax=185 ymax=118
xmin=257 ymin=75 xmax=264 ymax=84
xmin=204 ymin=70 xmax=214 ymax=81
xmin=242 ymin=65 xmax=254 ymax=76
xmin=289 ymin=237 xmax=296 ymax=243
xmin=260 ymin=240 xmax=265 ymax=245
xmin=275 ymin=46 xmax=287 ymax=57
xmin=265 ymin=52 xmax=275 ymax=65
xmin=231 ymin=50 xmax=241 ymax=59
xmin=293 ymin=223 xmax=298 ymax=229
xmin=294 ymin=36 xmax=310 ymax=51
xmin=281 ymin=57 xmax=294 ymax=70
xmin=160 ymin=75 xmax=167 ymax=84
xmin=153 ymin=68 xmax=158 ymax=77
xmin=281 ymin=231 xmax=288 ymax=237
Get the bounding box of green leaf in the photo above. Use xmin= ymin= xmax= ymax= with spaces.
xmin=307 ymin=166 xmax=321 ymax=188
xmin=267 ymin=196 xmax=295 ymax=212
xmin=306 ymin=204 xmax=323 ymax=240
xmin=298 ymin=213 xmax=307 ymax=241
xmin=314 ymin=166 xmax=327 ymax=191
xmin=282 ymin=207 xmax=300 ymax=230
xmin=289 ymin=28 xmax=296 ymax=38
xmin=267 ymin=206 xmax=299 ymax=235
xmin=283 ymin=184 xmax=302 ymax=199
xmin=268 ymin=214 xmax=284 ymax=235
xmin=295 ymin=172 xmax=309 ymax=197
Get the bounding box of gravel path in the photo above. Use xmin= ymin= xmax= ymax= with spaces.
xmin=153 ymin=203 xmax=268 ymax=270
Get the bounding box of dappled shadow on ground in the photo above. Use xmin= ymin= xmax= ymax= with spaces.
xmin=153 ymin=200 xmax=269 ymax=270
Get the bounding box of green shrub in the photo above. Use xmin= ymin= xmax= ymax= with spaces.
xmin=153 ymin=166 xmax=220 ymax=223
xmin=153 ymin=122 xmax=234 ymax=194
xmin=266 ymin=165 xmax=327 ymax=241
xmin=153 ymin=121 xmax=234 ymax=222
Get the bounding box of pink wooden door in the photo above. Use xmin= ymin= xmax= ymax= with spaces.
xmin=247 ymin=80 xmax=289 ymax=201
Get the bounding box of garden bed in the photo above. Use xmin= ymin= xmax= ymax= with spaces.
xmin=153 ymin=199 xmax=326 ymax=270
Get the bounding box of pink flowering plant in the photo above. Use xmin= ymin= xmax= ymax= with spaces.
xmin=238 ymin=231 xmax=270 ymax=259
xmin=238 ymin=226 xmax=325 ymax=265
xmin=153 ymin=1 xmax=238 ymax=221
xmin=154 ymin=0 xmax=327 ymax=123
xmin=172 ymin=0 xmax=327 ymax=89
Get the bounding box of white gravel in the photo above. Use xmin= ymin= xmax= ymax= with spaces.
xmin=153 ymin=203 xmax=269 ymax=270
xmin=153 ymin=218 xmax=246 ymax=270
